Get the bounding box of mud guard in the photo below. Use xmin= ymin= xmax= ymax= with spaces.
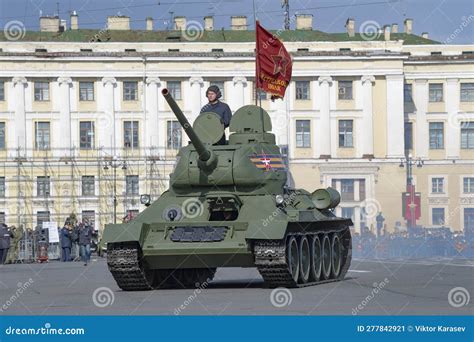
xmin=102 ymin=222 xmax=150 ymax=246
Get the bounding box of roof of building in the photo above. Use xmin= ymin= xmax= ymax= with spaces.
xmin=0 ymin=29 xmax=439 ymax=44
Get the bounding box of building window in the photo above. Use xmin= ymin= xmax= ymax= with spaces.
xmin=341 ymin=207 xmax=355 ymax=221
xmin=126 ymin=175 xmax=139 ymax=195
xmin=0 ymin=177 xmax=5 ymax=198
xmin=463 ymin=177 xmax=474 ymax=193
xmin=0 ymin=212 xmax=5 ymax=224
xmin=431 ymin=177 xmax=444 ymax=194
xmin=124 ymin=121 xmax=139 ymax=148
xmin=460 ymin=83 xmax=474 ymax=102
xmin=168 ymin=81 xmax=182 ymax=100
xmin=429 ymin=122 xmax=444 ymax=149
xmin=79 ymin=121 xmax=94 ymax=150
xmin=211 ymin=81 xmax=225 ymax=100
xmin=359 ymin=179 xmax=366 ymax=201
xmin=0 ymin=81 xmax=4 ymax=101
xmin=404 ymin=122 xmax=413 ymax=150
xmin=0 ymin=122 xmax=5 ymax=150
xmin=37 ymin=211 xmax=50 ymax=227
xmin=34 ymin=81 xmax=50 ymax=101
xmin=82 ymin=176 xmax=95 ymax=196
xmin=338 ymin=80 xmax=352 ymax=100
xmin=339 ymin=120 xmax=353 ymax=147
xmin=295 ymin=81 xmax=310 ymax=100
xmin=79 ymin=81 xmax=94 ymax=101
xmin=167 ymin=120 xmax=181 ymax=149
xmin=123 ymin=81 xmax=138 ymax=101
xmin=82 ymin=210 xmax=95 ymax=228
xmin=465 ymin=208 xmax=474 ymax=234
xmin=432 ymin=208 xmax=445 ymax=225
xmin=35 ymin=122 xmax=50 ymax=150
xmin=461 ymin=122 xmax=474 ymax=149
xmin=37 ymin=176 xmax=50 ymax=197
xmin=404 ymin=84 xmax=413 ymax=102
xmin=295 ymin=120 xmax=311 ymax=148
xmin=341 ymin=179 xmax=354 ymax=201
xmin=429 ymin=83 xmax=443 ymax=102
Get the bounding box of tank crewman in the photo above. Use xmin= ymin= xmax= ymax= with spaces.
xmin=0 ymin=223 xmax=14 ymax=264
xmin=200 ymin=85 xmax=232 ymax=145
xmin=6 ymin=225 xmax=23 ymax=264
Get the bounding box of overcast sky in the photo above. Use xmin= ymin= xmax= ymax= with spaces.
xmin=0 ymin=0 xmax=472 ymax=44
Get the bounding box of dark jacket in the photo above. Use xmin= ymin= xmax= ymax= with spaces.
xmin=78 ymin=225 xmax=94 ymax=246
xmin=0 ymin=226 xmax=13 ymax=249
xmin=60 ymin=227 xmax=72 ymax=248
xmin=200 ymin=101 xmax=232 ymax=128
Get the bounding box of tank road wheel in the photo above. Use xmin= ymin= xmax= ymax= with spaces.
xmin=298 ymin=236 xmax=311 ymax=284
xmin=286 ymin=236 xmax=300 ymax=282
xmin=321 ymin=234 xmax=332 ymax=280
xmin=309 ymin=235 xmax=322 ymax=282
xmin=331 ymin=233 xmax=342 ymax=278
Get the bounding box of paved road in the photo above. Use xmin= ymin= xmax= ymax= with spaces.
xmin=0 ymin=257 xmax=472 ymax=315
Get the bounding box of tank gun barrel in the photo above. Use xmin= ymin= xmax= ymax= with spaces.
xmin=161 ymin=88 xmax=211 ymax=162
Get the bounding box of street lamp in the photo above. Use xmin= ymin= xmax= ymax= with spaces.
xmin=399 ymin=153 xmax=423 ymax=236
xmin=103 ymin=157 xmax=127 ymax=224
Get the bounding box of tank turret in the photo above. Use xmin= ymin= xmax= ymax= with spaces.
xmin=162 ymin=88 xmax=217 ymax=171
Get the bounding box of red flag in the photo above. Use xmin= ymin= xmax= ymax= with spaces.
xmin=256 ymin=21 xmax=292 ymax=99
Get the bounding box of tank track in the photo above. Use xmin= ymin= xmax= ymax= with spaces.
xmin=254 ymin=226 xmax=352 ymax=288
xmin=107 ymin=243 xmax=216 ymax=291
xmin=107 ymin=243 xmax=154 ymax=291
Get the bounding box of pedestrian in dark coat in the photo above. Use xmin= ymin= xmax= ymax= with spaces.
xmin=0 ymin=224 xmax=14 ymax=264
xmin=60 ymin=224 xmax=72 ymax=262
xmin=78 ymin=222 xmax=94 ymax=266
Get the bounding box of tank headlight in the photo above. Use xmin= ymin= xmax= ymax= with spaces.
xmin=163 ymin=206 xmax=182 ymax=222
xmin=140 ymin=194 xmax=151 ymax=206
xmin=275 ymin=194 xmax=284 ymax=205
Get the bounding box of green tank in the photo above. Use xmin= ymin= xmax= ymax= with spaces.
xmin=102 ymin=88 xmax=352 ymax=290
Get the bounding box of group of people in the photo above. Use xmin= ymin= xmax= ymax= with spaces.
xmin=0 ymin=224 xmax=22 ymax=265
xmin=60 ymin=220 xmax=96 ymax=265
xmin=352 ymin=228 xmax=474 ymax=259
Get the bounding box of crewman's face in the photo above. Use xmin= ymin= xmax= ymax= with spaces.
xmin=207 ymin=91 xmax=217 ymax=102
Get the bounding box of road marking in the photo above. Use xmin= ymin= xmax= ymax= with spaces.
xmin=348 ymin=270 xmax=371 ymax=273
xmin=356 ymin=259 xmax=474 ymax=267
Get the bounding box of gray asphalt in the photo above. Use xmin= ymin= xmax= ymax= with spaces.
xmin=0 ymin=256 xmax=472 ymax=315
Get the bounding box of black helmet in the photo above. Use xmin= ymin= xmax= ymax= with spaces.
xmin=206 ymin=85 xmax=222 ymax=99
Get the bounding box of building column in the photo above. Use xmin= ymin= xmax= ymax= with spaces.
xmin=446 ymin=78 xmax=460 ymax=159
xmin=12 ymin=77 xmax=27 ymax=156
xmin=189 ymin=77 xmax=204 ymax=117
xmin=386 ymin=74 xmax=405 ymax=158
xmin=318 ymin=76 xmax=332 ymax=158
xmin=101 ymin=77 xmax=116 ymax=156
xmin=232 ymin=76 xmax=247 ymax=109
xmin=57 ymin=77 xmax=72 ymax=157
xmin=146 ymin=76 xmax=161 ymax=148
xmin=361 ymin=75 xmax=375 ymax=158
xmin=413 ymin=79 xmax=429 ymax=159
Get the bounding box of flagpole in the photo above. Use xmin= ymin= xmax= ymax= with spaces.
xmin=253 ymin=0 xmax=258 ymax=106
